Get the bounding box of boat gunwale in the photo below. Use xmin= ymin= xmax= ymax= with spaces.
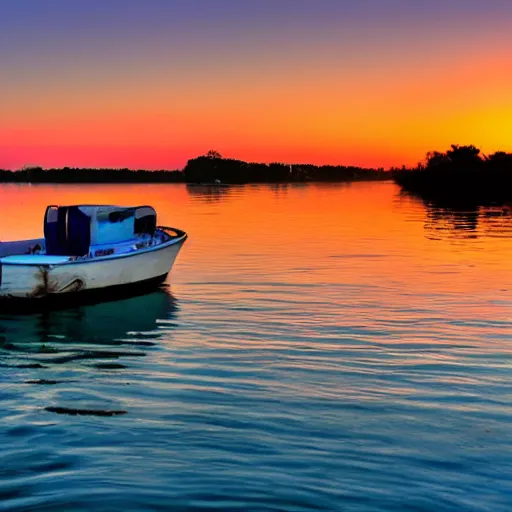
xmin=0 ymin=226 xmax=187 ymax=267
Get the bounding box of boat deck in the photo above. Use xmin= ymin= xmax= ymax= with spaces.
xmin=0 ymin=255 xmax=72 ymax=265
xmin=0 ymin=230 xmax=177 ymax=266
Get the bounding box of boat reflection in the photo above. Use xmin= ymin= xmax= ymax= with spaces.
xmin=0 ymin=289 xmax=177 ymax=350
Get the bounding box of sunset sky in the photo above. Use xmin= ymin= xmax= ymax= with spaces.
xmin=1 ymin=0 xmax=511 ymax=170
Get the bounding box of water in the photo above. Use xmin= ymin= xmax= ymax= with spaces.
xmin=1 ymin=182 xmax=511 ymax=511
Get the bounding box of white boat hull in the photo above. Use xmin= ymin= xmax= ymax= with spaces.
xmin=0 ymin=229 xmax=186 ymax=303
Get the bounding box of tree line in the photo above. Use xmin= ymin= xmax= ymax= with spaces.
xmin=0 ymin=151 xmax=388 ymax=184
xmin=392 ymin=145 xmax=512 ymax=204
xmin=3 ymin=146 xmax=509 ymax=196
xmin=183 ymin=152 xmax=387 ymax=183
xmin=0 ymin=167 xmax=183 ymax=183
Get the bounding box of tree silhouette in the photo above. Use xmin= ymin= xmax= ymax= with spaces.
xmin=206 ymin=150 xmax=222 ymax=159
xmin=393 ymin=144 xmax=512 ymax=205
xmin=445 ymin=144 xmax=482 ymax=170
xmin=426 ymin=151 xmax=450 ymax=169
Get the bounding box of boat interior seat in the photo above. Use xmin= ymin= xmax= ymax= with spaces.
xmin=88 ymin=233 xmax=156 ymax=258
xmin=44 ymin=206 xmax=91 ymax=257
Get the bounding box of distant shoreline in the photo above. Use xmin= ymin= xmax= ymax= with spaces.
xmin=0 ymin=154 xmax=389 ymax=184
xmin=392 ymin=145 xmax=512 ymax=206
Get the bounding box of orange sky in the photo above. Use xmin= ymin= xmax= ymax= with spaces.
xmin=1 ymin=1 xmax=511 ymax=170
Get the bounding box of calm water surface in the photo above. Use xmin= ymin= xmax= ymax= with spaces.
xmin=1 ymin=182 xmax=511 ymax=511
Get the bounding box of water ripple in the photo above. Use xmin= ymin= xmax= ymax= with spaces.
xmin=1 ymin=183 xmax=511 ymax=511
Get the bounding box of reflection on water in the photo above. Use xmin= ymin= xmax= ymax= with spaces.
xmin=1 ymin=182 xmax=512 ymax=511
xmin=185 ymin=183 xmax=233 ymax=202
xmin=1 ymin=290 xmax=177 ymax=415
xmin=424 ymin=205 xmax=512 ymax=241
xmin=399 ymin=190 xmax=512 ymax=240
xmin=0 ymin=289 xmax=176 ymax=348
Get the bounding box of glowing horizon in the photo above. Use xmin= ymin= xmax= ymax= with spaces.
xmin=1 ymin=0 xmax=511 ymax=170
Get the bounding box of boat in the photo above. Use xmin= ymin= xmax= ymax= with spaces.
xmin=0 ymin=205 xmax=187 ymax=309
